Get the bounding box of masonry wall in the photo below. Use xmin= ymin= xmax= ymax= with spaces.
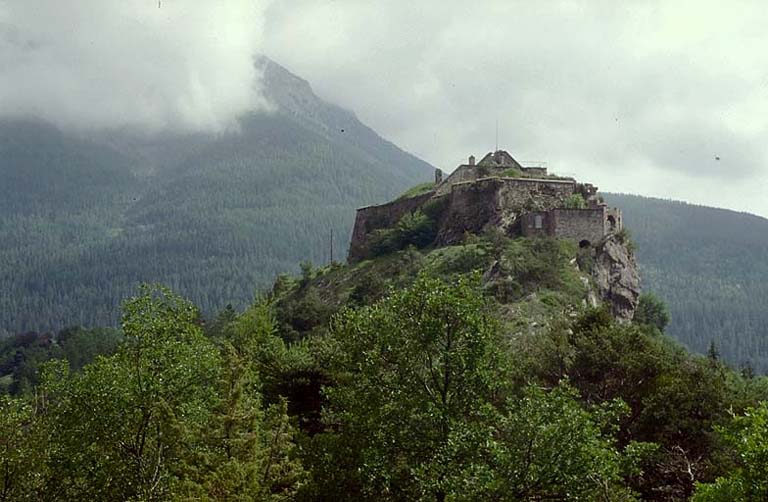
xmin=520 ymin=212 xmax=552 ymax=237
xmin=521 ymin=167 xmax=548 ymax=177
xmin=605 ymin=207 xmax=623 ymax=234
xmin=434 ymin=177 xmax=576 ymax=245
xmin=348 ymin=190 xmax=435 ymax=262
xmin=348 ymin=176 xmax=603 ymax=262
xmin=435 ymin=164 xmax=475 ymax=195
xmin=552 ymin=208 xmax=606 ymax=244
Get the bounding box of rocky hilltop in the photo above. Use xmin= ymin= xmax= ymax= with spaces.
xmin=347 ymin=150 xmax=640 ymax=321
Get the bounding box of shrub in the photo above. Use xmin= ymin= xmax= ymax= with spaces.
xmin=634 ymin=293 xmax=671 ymax=332
xmin=369 ymin=210 xmax=437 ymax=258
xmin=502 ymin=167 xmax=524 ymax=178
xmin=615 ymin=228 xmax=637 ymax=253
xmin=396 ymin=182 xmax=434 ymax=201
xmin=564 ymin=193 xmax=587 ymax=209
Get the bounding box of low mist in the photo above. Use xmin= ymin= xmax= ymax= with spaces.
xmin=0 ymin=0 xmax=271 ymax=133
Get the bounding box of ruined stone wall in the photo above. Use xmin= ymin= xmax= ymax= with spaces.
xmin=349 ymin=176 xmax=596 ymax=261
xmin=348 ymin=190 xmax=435 ymax=262
xmin=605 ymin=207 xmax=623 ymax=234
xmin=434 ymin=177 xmax=576 ymax=245
xmin=435 ymin=164 xmax=475 ymax=195
xmin=552 ymin=208 xmax=606 ymax=244
xmin=521 ymin=167 xmax=548 ymax=177
xmin=520 ymin=212 xmax=553 ymax=237
xmin=496 ymin=178 xmax=576 ymax=212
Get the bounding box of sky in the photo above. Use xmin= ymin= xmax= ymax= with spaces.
xmin=1 ymin=1 xmax=767 ymax=216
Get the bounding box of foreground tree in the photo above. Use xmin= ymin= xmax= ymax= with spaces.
xmin=633 ymin=293 xmax=671 ymax=332
xmin=176 ymin=300 xmax=305 ymax=500
xmin=40 ymin=286 xmax=220 ymax=500
xmin=323 ymin=275 xmax=504 ymax=500
xmin=693 ymin=402 xmax=768 ymax=501
xmin=463 ymin=385 xmax=641 ymax=501
xmin=37 ymin=286 xmax=303 ymax=501
xmin=318 ymin=275 xmax=634 ymax=500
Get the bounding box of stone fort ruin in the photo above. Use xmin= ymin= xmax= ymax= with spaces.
xmin=348 ymin=149 xmax=624 ymax=262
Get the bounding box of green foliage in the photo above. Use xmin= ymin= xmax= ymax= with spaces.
xmin=693 ymin=402 xmax=768 ymax=501
xmin=37 ymin=286 xmax=221 ymax=500
xmin=0 ymin=326 xmax=121 ymax=396
xmin=323 ymin=275 xmax=507 ymax=499
xmin=634 ymin=292 xmax=671 ymax=332
xmin=424 ymin=244 xmax=491 ymax=276
xmin=0 ymin=285 xmax=306 ymax=501
xmin=396 ymin=182 xmax=435 ymax=200
xmin=552 ymin=308 xmax=741 ymax=498
xmin=487 ymin=237 xmax=585 ymax=303
xmin=604 ymin=193 xmax=768 ymax=372
xmin=0 ymin=67 xmax=432 ymax=338
xmin=563 ymin=193 xmax=587 ymax=209
xmin=0 ymin=394 xmax=47 ymax=500
xmin=615 ymin=227 xmax=636 ymax=252
xmin=307 ymin=276 xmax=646 ymax=500
xmin=502 ymin=167 xmax=523 ymax=177
xmin=464 ymin=384 xmax=639 ymax=500
xmin=176 ymin=300 xmax=305 ymax=500
xmin=369 ymin=210 xmax=438 ymax=257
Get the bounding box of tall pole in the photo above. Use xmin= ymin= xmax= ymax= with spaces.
xmin=330 ymin=228 xmax=334 ymax=264
xmin=495 ymin=118 xmax=499 ymax=152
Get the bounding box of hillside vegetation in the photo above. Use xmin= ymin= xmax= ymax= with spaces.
xmin=605 ymin=194 xmax=768 ymax=372
xmin=0 ymin=58 xmax=431 ymax=335
xmin=2 ymin=227 xmax=767 ymax=501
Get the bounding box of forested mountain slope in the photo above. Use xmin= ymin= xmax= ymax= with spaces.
xmin=0 ymin=57 xmax=432 ymax=336
xmin=604 ymin=193 xmax=768 ymax=372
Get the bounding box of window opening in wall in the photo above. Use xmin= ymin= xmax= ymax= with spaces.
xmin=534 ymin=214 xmax=543 ymax=229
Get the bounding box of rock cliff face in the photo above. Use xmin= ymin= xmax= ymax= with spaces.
xmin=591 ymin=236 xmax=641 ymax=321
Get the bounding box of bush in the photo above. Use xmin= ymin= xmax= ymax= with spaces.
xmin=564 ymin=193 xmax=587 ymax=209
xmin=369 ymin=210 xmax=437 ymax=258
xmin=502 ymin=167 xmax=524 ymax=178
xmin=615 ymin=228 xmax=637 ymax=253
xmin=396 ymin=182 xmax=434 ymax=201
xmin=634 ymin=293 xmax=671 ymax=332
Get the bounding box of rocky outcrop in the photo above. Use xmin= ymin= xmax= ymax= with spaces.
xmin=591 ymin=236 xmax=641 ymax=321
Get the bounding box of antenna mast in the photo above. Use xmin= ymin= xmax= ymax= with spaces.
xmin=329 ymin=228 xmax=334 ymax=264
xmin=495 ymin=118 xmax=499 ymax=151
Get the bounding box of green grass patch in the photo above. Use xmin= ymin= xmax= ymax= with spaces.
xmin=396 ymin=182 xmax=435 ymax=200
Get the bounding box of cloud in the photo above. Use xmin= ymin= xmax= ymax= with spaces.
xmin=0 ymin=0 xmax=271 ymax=132
xmin=262 ymin=0 xmax=768 ymax=216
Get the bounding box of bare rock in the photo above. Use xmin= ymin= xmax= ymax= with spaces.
xmin=592 ymin=235 xmax=641 ymax=321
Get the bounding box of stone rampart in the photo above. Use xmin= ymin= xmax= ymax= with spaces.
xmin=551 ymin=208 xmax=606 ymax=244
xmin=434 ymin=177 xmax=576 ymax=245
xmin=348 ymin=176 xmax=616 ymax=262
xmin=348 ymin=190 xmax=435 ymax=262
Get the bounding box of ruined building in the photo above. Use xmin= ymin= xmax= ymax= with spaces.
xmin=349 ymin=149 xmax=624 ymax=261
xmin=346 ymin=149 xmax=638 ymax=320
xmin=347 ymin=149 xmax=638 ymax=319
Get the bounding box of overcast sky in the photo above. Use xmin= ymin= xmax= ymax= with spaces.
xmin=2 ymin=1 xmax=767 ymax=217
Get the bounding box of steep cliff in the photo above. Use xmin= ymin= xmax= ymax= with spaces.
xmin=590 ymin=235 xmax=641 ymax=321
